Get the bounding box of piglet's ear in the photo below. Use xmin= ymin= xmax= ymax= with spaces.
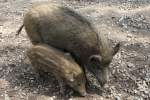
xmin=113 ymin=43 xmax=120 ymax=56
xmin=89 ymin=55 xmax=102 ymax=62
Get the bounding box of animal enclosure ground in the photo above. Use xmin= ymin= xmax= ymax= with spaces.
xmin=0 ymin=0 xmax=149 ymax=100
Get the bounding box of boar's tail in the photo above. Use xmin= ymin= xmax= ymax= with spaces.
xmin=16 ymin=24 xmax=24 ymax=36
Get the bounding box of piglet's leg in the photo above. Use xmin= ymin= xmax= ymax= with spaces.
xmin=27 ymin=46 xmax=46 ymax=79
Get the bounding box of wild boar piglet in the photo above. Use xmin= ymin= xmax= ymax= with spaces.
xmin=27 ymin=44 xmax=87 ymax=96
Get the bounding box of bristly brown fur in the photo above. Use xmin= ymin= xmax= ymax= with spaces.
xmin=27 ymin=44 xmax=86 ymax=96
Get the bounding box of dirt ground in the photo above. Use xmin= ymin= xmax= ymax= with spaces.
xmin=0 ymin=0 xmax=150 ymax=100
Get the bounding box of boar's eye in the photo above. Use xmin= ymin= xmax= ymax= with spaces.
xmin=90 ymin=57 xmax=98 ymax=62
xmin=89 ymin=55 xmax=102 ymax=63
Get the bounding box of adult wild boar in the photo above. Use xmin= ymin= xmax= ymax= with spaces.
xmin=17 ymin=3 xmax=120 ymax=86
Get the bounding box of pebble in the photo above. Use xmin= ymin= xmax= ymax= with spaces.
xmin=114 ymin=96 xmax=121 ymax=100
xmin=33 ymin=91 xmax=37 ymax=94
xmin=127 ymin=62 xmax=135 ymax=68
xmin=127 ymin=34 xmax=132 ymax=38
xmin=133 ymin=97 xmax=142 ymax=100
xmin=0 ymin=67 xmax=2 ymax=71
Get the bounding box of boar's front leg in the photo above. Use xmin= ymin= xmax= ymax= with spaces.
xmin=27 ymin=44 xmax=66 ymax=95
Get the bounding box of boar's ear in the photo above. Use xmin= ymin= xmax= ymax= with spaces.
xmin=89 ymin=55 xmax=102 ymax=62
xmin=113 ymin=43 xmax=120 ymax=56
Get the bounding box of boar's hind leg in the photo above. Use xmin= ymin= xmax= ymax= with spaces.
xmin=27 ymin=44 xmax=66 ymax=95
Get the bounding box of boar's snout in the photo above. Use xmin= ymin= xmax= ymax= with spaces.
xmin=96 ymin=67 xmax=109 ymax=87
xmin=87 ymin=55 xmax=110 ymax=86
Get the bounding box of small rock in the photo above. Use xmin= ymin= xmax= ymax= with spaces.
xmin=144 ymin=90 xmax=149 ymax=94
xmin=127 ymin=62 xmax=135 ymax=68
xmin=130 ymin=75 xmax=136 ymax=81
xmin=133 ymin=96 xmax=142 ymax=100
xmin=33 ymin=91 xmax=37 ymax=94
xmin=0 ymin=79 xmax=9 ymax=89
xmin=134 ymin=89 xmax=138 ymax=94
xmin=127 ymin=34 xmax=132 ymax=38
xmin=4 ymin=94 xmax=10 ymax=100
xmin=0 ymin=67 xmax=2 ymax=71
xmin=114 ymin=96 xmax=121 ymax=100
xmin=9 ymin=64 xmax=15 ymax=67
xmin=145 ymin=72 xmax=150 ymax=82
xmin=104 ymin=84 xmax=109 ymax=88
